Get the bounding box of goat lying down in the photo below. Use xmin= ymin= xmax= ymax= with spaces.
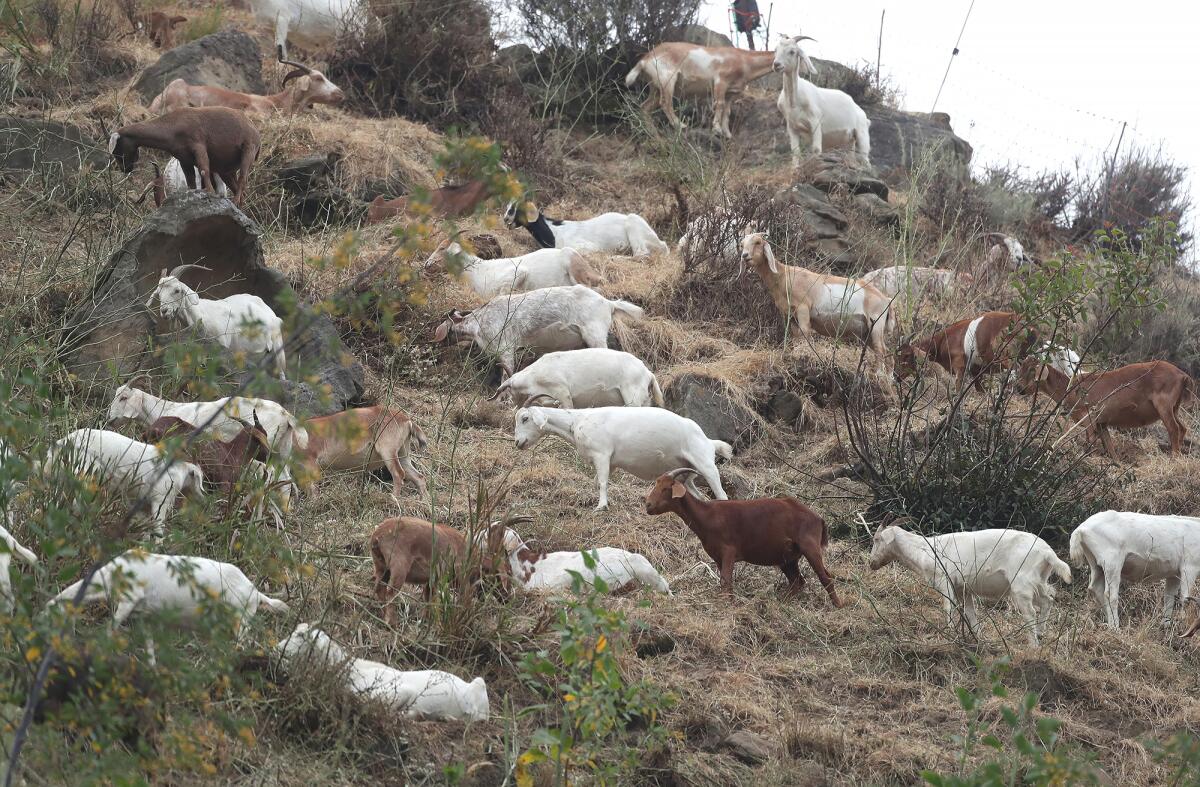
xmin=274 ymin=623 xmax=490 ymax=721
xmin=496 ymin=524 xmax=671 ymax=595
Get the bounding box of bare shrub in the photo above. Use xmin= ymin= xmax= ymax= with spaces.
xmin=516 ymin=0 xmax=701 ymax=52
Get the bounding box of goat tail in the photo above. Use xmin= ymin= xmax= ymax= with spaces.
xmin=1049 ymin=554 xmax=1072 ymax=585
xmin=1068 ymin=528 xmax=1086 ymax=566
xmin=649 ymin=375 xmax=665 ymax=408
xmin=567 ymin=249 xmax=604 ymax=286
xmin=624 ymin=60 xmax=644 ymax=88
xmin=711 ymin=440 xmax=733 ymax=462
xmin=409 ymin=421 xmax=428 ymax=453
xmin=610 ymin=299 xmax=645 ymax=322
xmin=257 ymin=592 xmax=290 ymax=614
xmin=273 ymin=345 xmax=287 ymax=381
xmin=1183 ymin=374 xmax=1196 ymax=406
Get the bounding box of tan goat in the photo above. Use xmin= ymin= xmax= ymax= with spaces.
xmin=739 ymin=230 xmax=894 ymax=369
xmin=148 ymin=59 xmax=344 ymax=115
xmin=297 ymin=406 xmax=428 ymax=504
xmin=1016 ymin=359 xmax=1194 ymax=460
xmin=625 ymin=42 xmax=777 ymax=138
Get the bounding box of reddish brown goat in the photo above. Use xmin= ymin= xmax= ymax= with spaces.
xmin=898 ymin=310 xmax=1035 ymax=391
xmin=137 ymin=11 xmax=187 ymax=49
xmin=143 ymin=415 xmax=272 ymax=496
xmin=366 ymin=179 xmax=492 ymax=225
xmin=296 ymin=406 xmax=427 ymax=503
xmin=369 ymin=517 xmax=506 ymax=624
xmin=1016 ymin=359 xmax=1194 ymax=460
xmin=108 ymin=107 xmax=260 ymax=206
xmin=644 ymin=469 xmax=843 ymax=605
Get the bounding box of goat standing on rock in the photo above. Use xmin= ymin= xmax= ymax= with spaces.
xmin=108 ymin=107 xmax=260 ymax=206
xmin=644 ymin=469 xmax=842 ymax=604
xmin=773 ymin=34 xmax=871 ymax=166
xmin=145 ymin=264 xmax=288 ymax=380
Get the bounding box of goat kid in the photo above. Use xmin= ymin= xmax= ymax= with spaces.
xmin=136 ymin=11 xmax=187 ymax=48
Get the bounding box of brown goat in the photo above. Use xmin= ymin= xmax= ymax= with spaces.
xmin=296 ymin=406 xmax=427 ymax=503
xmin=144 ymin=415 xmax=272 ymax=496
xmin=898 ymin=311 xmax=1035 ymax=391
xmin=108 ymin=107 xmax=260 ymax=206
xmin=1016 ymin=359 xmax=1194 ymax=460
xmin=137 ymin=11 xmax=187 ymax=49
xmin=366 ymin=179 xmax=492 ymax=225
xmin=369 ymin=517 xmax=506 ymax=624
xmin=644 ymin=469 xmax=842 ymax=605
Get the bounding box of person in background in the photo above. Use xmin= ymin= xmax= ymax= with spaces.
xmin=733 ymin=0 xmax=762 ymax=49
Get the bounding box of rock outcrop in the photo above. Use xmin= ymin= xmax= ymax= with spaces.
xmin=135 ymin=30 xmax=267 ymax=105
xmin=60 ymin=192 xmax=364 ymax=415
xmin=664 ymin=373 xmax=762 ymax=452
xmin=0 ymin=117 xmax=107 ymax=173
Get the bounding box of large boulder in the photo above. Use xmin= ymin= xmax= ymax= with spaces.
xmin=274 ymin=152 xmax=364 ymax=228
xmin=0 ymin=117 xmax=106 ymax=173
xmin=774 ymin=183 xmax=854 ymax=269
xmin=135 ymin=30 xmax=267 ymax=105
xmin=803 ymin=151 xmax=889 ymax=200
xmin=865 ymin=106 xmax=973 ymax=181
xmin=59 ymin=192 xmax=365 ymax=415
xmin=673 ymin=24 xmax=733 ymax=48
xmin=663 ymin=374 xmax=762 ymax=452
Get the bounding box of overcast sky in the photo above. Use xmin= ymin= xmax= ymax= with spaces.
xmin=700 ymin=1 xmax=1196 ymax=242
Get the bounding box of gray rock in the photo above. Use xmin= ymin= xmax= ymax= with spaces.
xmin=59 ymin=191 xmax=364 ymax=415
xmin=805 ymin=152 xmax=889 ymax=199
xmin=664 ymin=373 xmax=761 ymax=452
xmin=0 ymin=117 xmax=107 ymax=173
xmin=763 ymin=388 xmax=812 ymax=433
xmin=721 ymin=730 xmax=774 ymax=766
xmin=774 ymin=184 xmax=855 ymax=272
xmin=852 ymin=192 xmax=900 ymax=229
xmin=672 ymin=24 xmax=733 ymax=48
xmin=275 ymin=152 xmax=363 ymax=228
xmin=865 ymin=106 xmax=973 ymax=181
xmin=135 ymin=30 xmax=267 ymax=104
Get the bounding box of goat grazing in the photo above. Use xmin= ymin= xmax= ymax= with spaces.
xmin=645 ymin=469 xmax=841 ymax=603
xmin=491 ymin=348 xmax=663 ymax=408
xmin=514 ymin=403 xmax=731 ymax=510
xmin=625 ymin=42 xmax=777 ymax=138
xmin=433 ymin=285 xmax=644 ymax=380
xmin=107 ymin=379 xmax=308 ymax=458
xmin=740 ymin=230 xmax=893 ymax=367
xmin=145 ymin=263 xmax=287 ymax=379
xmin=773 ymin=34 xmax=870 ymax=166
xmin=274 ymin=623 xmax=490 ymax=721
xmin=370 ymin=517 xmax=502 ymax=623
xmin=45 ymin=429 xmax=204 ymax=540
xmin=985 ymin=232 xmax=1038 ymax=273
xmin=897 ymin=311 xmax=1033 ymax=392
xmin=298 ymin=407 xmax=428 ymax=503
xmin=149 ymin=60 xmax=344 ymax=116
xmin=136 ymin=11 xmax=187 ymax=48
xmin=1070 ymin=510 xmax=1200 ymax=630
xmin=428 ymin=241 xmax=602 ymax=299
xmin=504 ymin=201 xmax=669 ymax=257
xmin=367 ymin=178 xmax=495 ymax=225
xmin=1016 ymin=359 xmax=1194 ymax=459
xmin=495 ymin=524 xmax=670 ymax=595
xmin=861 ymin=266 xmax=972 ymax=300
xmin=869 ymin=523 xmax=1070 ymax=646
xmin=47 ymin=551 xmax=288 ymax=641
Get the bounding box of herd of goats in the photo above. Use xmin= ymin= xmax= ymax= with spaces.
xmin=6 ymin=12 xmax=1200 ymax=728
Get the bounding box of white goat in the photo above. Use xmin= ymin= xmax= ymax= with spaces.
xmin=861 ymin=266 xmax=972 ymax=300
xmin=249 ymin=0 xmax=362 ymax=60
xmin=1040 ymin=341 xmax=1082 ymax=380
xmin=274 ymin=623 xmax=490 ymax=721
xmin=433 ymin=285 xmax=645 ymax=379
xmin=676 ymin=209 xmax=746 ymax=267
xmin=45 ymin=429 xmax=205 ymax=540
xmin=106 ymin=379 xmax=307 ymax=458
xmin=985 ymin=233 xmax=1038 ymax=273
xmin=497 ymin=526 xmax=670 ymax=595
xmin=513 ymin=403 xmax=732 ymax=510
xmin=490 ymin=348 xmax=664 ymax=408
xmin=146 ymin=263 xmax=287 ymax=380
xmin=504 ymin=202 xmax=669 ymax=257
xmin=869 ymin=524 xmax=1071 ymax=646
xmin=430 ymin=241 xmax=602 ymax=299
xmin=773 ymin=34 xmax=870 ymax=166
xmin=0 ymin=441 xmax=40 ymax=613
xmin=47 ymin=551 xmax=288 ymax=643
xmin=162 ymin=158 xmax=229 ymax=200
xmin=1069 ymin=510 xmax=1200 ymax=630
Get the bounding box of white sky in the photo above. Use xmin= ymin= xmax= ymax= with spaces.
xmin=701 ymin=1 xmax=1197 ymax=243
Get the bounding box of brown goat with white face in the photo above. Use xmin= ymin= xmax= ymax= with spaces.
xmin=644 ymin=469 xmax=842 ymax=605
xmin=369 ymin=517 xmax=506 ymax=624
xmin=1017 ymin=358 xmax=1194 ymax=460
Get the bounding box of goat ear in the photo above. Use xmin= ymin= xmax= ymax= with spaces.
xmin=671 ymin=482 xmax=687 ymax=499
xmin=763 ymin=242 xmax=778 ymax=273
xmin=433 ymin=320 xmax=451 ymax=342
xmin=107 ymin=132 xmax=120 ymax=154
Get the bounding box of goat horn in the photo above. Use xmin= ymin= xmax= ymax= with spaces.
xmin=797 ymin=35 xmax=817 ymax=41
xmin=666 ymin=467 xmax=699 ymax=479
xmin=282 ymin=67 xmax=309 ymax=86
xmin=168 ymin=263 xmax=212 ymax=279
xmin=520 ymin=393 xmax=559 ymax=408
xmin=123 ymin=372 xmax=153 ymax=389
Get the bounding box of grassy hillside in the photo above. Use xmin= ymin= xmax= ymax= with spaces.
xmin=3 ymin=4 xmax=1200 ymax=785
